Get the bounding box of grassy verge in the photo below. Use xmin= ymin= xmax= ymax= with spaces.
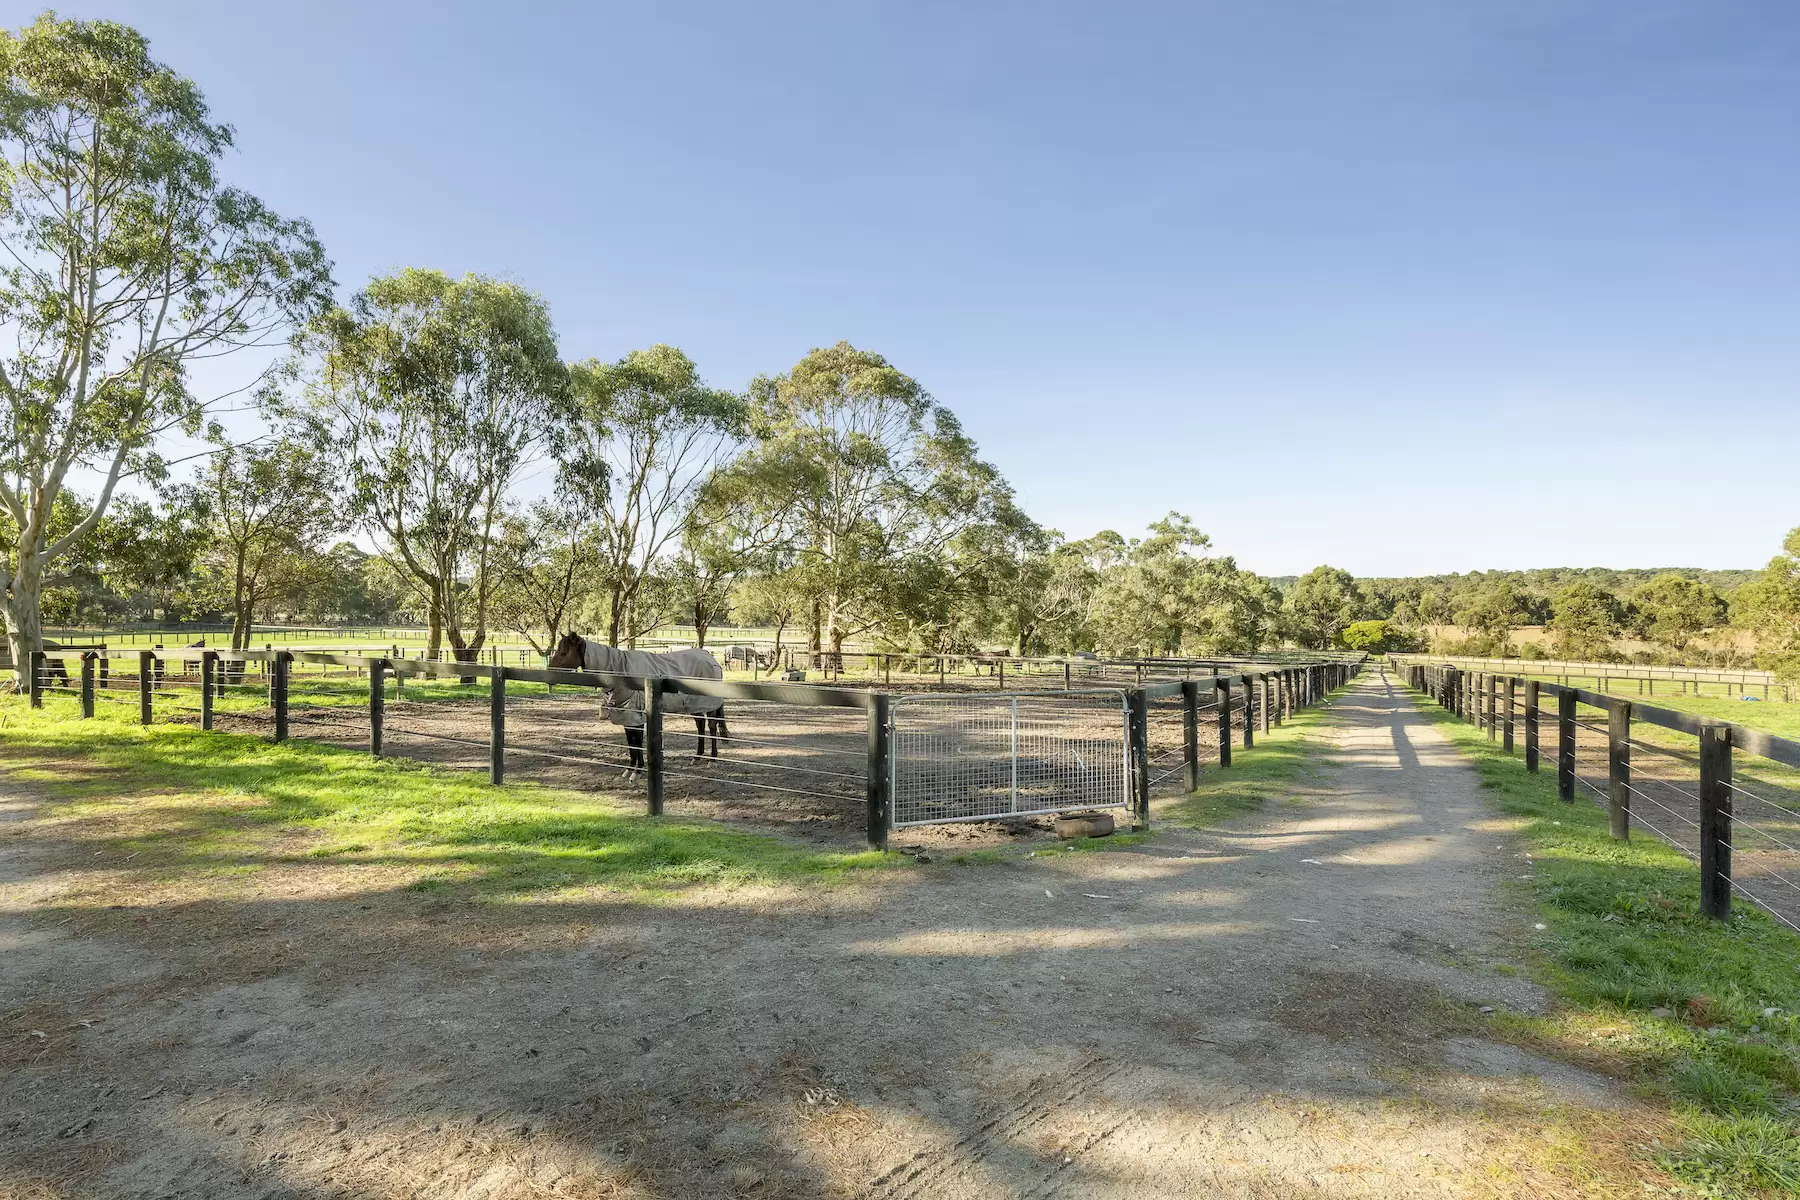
xmin=1406 ymin=687 xmax=1800 ymax=1196
xmin=0 ymin=696 xmax=897 ymax=899
xmin=1159 ymin=690 xmax=1342 ymax=827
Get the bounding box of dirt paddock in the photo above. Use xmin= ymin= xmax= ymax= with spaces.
xmin=198 ymin=682 xmax=1253 ymax=856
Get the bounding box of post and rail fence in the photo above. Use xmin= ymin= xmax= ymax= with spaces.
xmin=1393 ymin=657 xmax=1800 ymax=930
xmin=1392 ymin=653 xmax=1791 ymax=703
xmin=23 ymin=645 xmax=1359 ymax=852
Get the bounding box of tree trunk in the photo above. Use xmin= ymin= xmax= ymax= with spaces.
xmin=829 ymin=623 xmax=845 ymax=674
xmin=767 ymin=619 xmax=786 ymax=678
xmin=808 ymin=599 xmax=822 ymax=672
xmin=693 ymin=600 xmax=709 ymax=648
xmin=3 ymin=554 xmax=44 ymax=692
xmin=427 ymin=598 xmax=444 ymax=661
xmin=608 ymin=583 xmax=624 ymax=648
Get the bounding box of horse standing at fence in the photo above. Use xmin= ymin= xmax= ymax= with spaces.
xmin=547 ymin=633 xmax=730 ymax=775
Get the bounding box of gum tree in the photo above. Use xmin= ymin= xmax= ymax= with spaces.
xmin=1284 ymin=565 xmax=1362 ymax=649
xmin=305 ymin=270 xmax=567 ymax=662
xmin=705 ymin=342 xmax=1017 ymax=665
xmin=560 ymin=345 xmax=743 ymax=646
xmin=196 ymin=438 xmax=339 ymax=651
xmin=0 ymin=15 xmax=330 ymax=683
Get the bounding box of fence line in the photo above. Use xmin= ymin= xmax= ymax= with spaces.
xmin=24 ymin=647 xmax=1359 ymax=851
xmin=1392 ymin=652 xmax=1783 ymax=696
xmin=1395 ymin=657 xmax=1800 ymax=929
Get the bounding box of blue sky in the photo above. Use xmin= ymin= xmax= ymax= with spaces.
xmin=23 ymin=1 xmax=1800 ymax=576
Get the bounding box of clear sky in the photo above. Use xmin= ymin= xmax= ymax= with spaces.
xmin=19 ymin=1 xmax=1800 ymax=577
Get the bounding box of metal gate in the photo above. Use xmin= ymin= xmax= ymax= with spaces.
xmin=889 ymin=690 xmax=1130 ymax=828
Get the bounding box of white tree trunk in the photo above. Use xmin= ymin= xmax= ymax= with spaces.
xmin=4 ymin=554 xmax=43 ymax=691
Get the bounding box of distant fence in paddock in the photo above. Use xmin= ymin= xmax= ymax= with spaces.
xmin=22 ymin=647 xmax=1358 ymax=850
xmin=1393 ymin=653 xmax=1788 ymax=702
xmin=1395 ymin=658 xmax=1800 ymax=932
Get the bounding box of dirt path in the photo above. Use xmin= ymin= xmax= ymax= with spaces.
xmin=1 ymin=673 xmax=1650 ymax=1198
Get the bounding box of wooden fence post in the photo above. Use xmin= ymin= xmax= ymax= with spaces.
xmin=201 ymin=651 xmax=216 ymax=731
xmin=138 ymin=650 xmax=154 ymax=725
xmin=644 ymin=679 xmax=665 ymax=817
xmin=27 ymin=650 xmax=43 ymax=708
xmin=489 ymin=667 xmax=507 ymax=785
xmin=1260 ymin=675 xmax=1271 ymax=735
xmin=1486 ymin=674 xmax=1498 ymax=740
xmin=1216 ymin=677 xmax=1232 ymax=767
xmin=80 ymin=652 xmax=95 ymax=719
xmin=1523 ymin=680 xmax=1539 ymax=771
xmin=272 ymin=652 xmax=290 ymax=742
xmin=1242 ymin=677 xmax=1255 ymax=749
xmin=1503 ymin=677 xmax=1515 ymax=752
xmin=867 ymin=693 xmax=891 ymax=850
xmin=1557 ymin=689 xmax=1575 ymax=801
xmin=1699 ymin=725 xmax=1732 ymax=921
xmin=1181 ymin=680 xmax=1200 ymax=790
xmin=1607 ymin=701 xmax=1630 ymax=840
xmin=1127 ymin=689 xmax=1151 ymax=829
xmin=369 ymin=659 xmax=386 ymax=757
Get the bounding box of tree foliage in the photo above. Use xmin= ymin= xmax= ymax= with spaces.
xmin=1284 ymin=565 xmax=1361 ymax=649
xmin=304 ymin=269 xmax=567 ymax=660
xmin=1548 ymin=582 xmax=1622 ymax=660
xmin=561 ymin=345 xmax=743 ymax=645
xmin=0 ymin=14 xmax=330 ymax=681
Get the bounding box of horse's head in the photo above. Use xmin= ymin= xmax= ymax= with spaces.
xmin=548 ymin=631 xmax=586 ymax=671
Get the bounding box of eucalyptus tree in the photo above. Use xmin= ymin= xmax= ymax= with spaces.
xmin=1548 ymin=582 xmax=1622 ymax=660
xmin=706 ymin=342 xmax=1017 ymax=664
xmin=305 ymin=269 xmax=568 ymax=661
xmin=1633 ymin=573 xmax=1726 ymax=653
xmin=195 ymin=438 xmax=339 ymax=650
xmin=558 ymin=344 xmax=743 ymax=646
xmin=1733 ymin=527 xmax=1800 ymax=679
xmin=1283 ymin=565 xmax=1362 ymax=649
xmin=1086 ymin=514 xmax=1272 ymax=656
xmin=0 ymin=15 xmax=330 ymax=683
xmin=491 ymin=498 xmax=591 ymax=654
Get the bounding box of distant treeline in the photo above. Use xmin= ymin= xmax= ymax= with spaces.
xmin=1333 ymin=555 xmax=1799 ymax=675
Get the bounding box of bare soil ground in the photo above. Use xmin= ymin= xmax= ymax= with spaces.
xmin=1 ymin=674 xmax=1670 ymax=1198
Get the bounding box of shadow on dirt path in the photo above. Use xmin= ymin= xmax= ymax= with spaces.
xmin=1 ymin=672 xmax=1658 ymax=1198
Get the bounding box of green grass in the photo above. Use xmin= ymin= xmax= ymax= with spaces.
xmin=1633 ymin=692 xmax=1800 ymax=743
xmin=1499 ymin=672 xmax=1800 ymax=741
xmin=1408 ymin=687 xmax=1800 ymax=1197
xmin=1160 ymin=693 xmax=1340 ymax=827
xmin=0 ymin=695 xmax=898 ymax=899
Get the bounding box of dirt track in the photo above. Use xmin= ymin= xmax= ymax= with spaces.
xmin=0 ymin=673 xmax=1656 ymax=1198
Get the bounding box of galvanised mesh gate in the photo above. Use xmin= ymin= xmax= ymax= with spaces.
xmin=889 ymin=691 xmax=1130 ymax=828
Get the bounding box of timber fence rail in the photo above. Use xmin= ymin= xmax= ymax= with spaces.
xmin=22 ymin=647 xmax=1359 ymax=852
xmin=1391 ymin=653 xmax=1787 ymax=700
xmin=1393 ymin=657 xmax=1800 ymax=932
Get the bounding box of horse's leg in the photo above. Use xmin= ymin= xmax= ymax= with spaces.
xmin=625 ymin=727 xmax=643 ymax=777
xmin=693 ymin=715 xmax=706 ymax=760
xmin=714 ymin=706 xmax=729 ymax=757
